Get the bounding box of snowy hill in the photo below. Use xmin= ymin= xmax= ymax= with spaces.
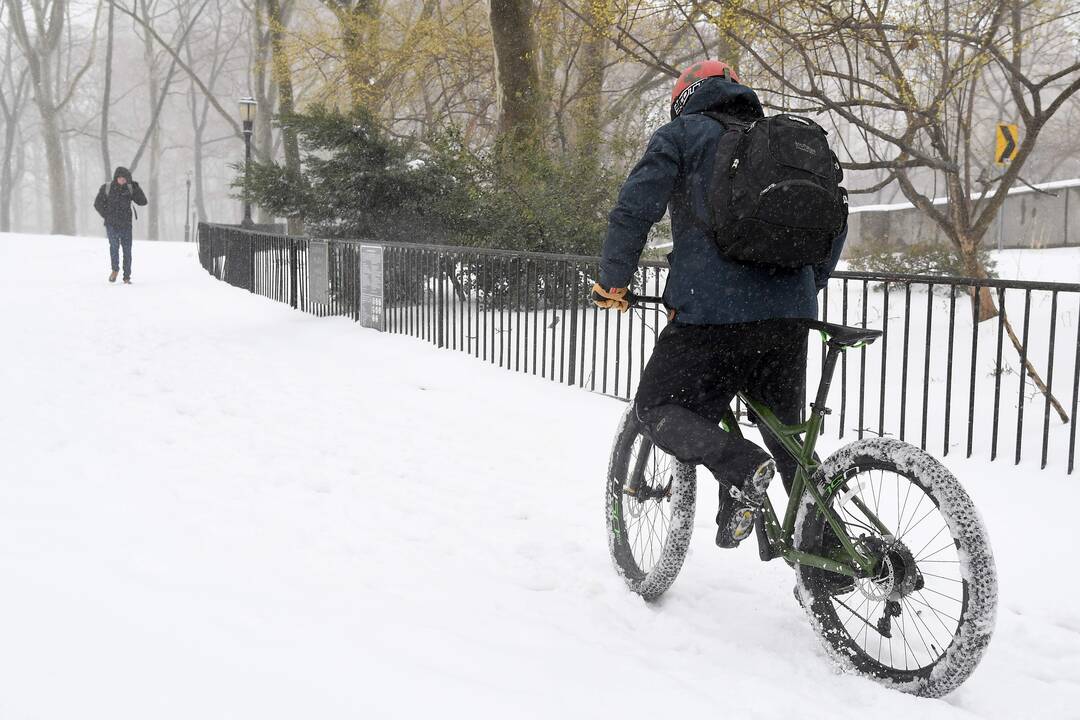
xmin=1 ymin=233 xmax=1078 ymax=719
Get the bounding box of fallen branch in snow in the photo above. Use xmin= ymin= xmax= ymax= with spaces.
xmin=1000 ymin=310 xmax=1069 ymax=424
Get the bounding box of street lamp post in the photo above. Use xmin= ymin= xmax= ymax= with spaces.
xmin=239 ymin=97 xmax=257 ymax=228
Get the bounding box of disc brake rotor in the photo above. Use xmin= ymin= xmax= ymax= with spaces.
xmin=853 ymin=534 xmax=924 ymax=603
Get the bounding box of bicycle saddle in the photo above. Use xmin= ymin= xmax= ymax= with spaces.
xmin=806 ymin=320 xmax=883 ymax=348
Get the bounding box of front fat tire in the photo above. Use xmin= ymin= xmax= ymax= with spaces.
xmin=794 ymin=438 xmax=997 ymax=698
xmin=606 ymin=405 xmax=696 ymax=601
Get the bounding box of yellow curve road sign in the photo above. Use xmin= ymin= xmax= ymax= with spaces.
xmin=996 ymin=123 xmax=1019 ymax=165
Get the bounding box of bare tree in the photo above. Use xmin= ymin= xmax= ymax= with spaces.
xmin=8 ymin=0 xmax=100 ymax=234
xmin=710 ymin=0 xmax=1080 ymax=293
xmin=114 ymin=0 xmax=243 ymax=139
xmin=709 ymin=0 xmax=1080 ymax=420
xmin=184 ymin=0 xmax=243 ymax=222
xmin=0 ymin=25 xmax=30 ymax=231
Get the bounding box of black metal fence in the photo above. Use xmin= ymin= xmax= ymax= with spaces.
xmin=198 ymin=222 xmax=1080 ymax=474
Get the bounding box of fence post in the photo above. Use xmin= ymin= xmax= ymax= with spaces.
xmin=249 ymin=234 xmax=256 ymax=293
xmin=289 ymin=238 xmax=298 ymax=309
xmin=567 ymin=263 xmax=578 ymax=386
xmin=438 ymin=253 xmax=446 ymax=348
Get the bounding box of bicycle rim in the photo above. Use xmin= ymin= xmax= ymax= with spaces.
xmin=821 ymin=466 xmax=965 ymax=672
xmin=795 ymin=439 xmax=996 ymax=697
xmin=606 ymin=407 xmax=696 ymax=600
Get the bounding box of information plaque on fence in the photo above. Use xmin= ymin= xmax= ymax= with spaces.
xmin=360 ymin=244 xmax=385 ymax=331
xmin=308 ymin=240 xmax=330 ymax=305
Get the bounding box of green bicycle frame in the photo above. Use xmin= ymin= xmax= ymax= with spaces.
xmin=730 ymin=345 xmax=889 ymax=580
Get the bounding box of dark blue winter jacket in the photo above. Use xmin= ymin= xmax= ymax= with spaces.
xmin=599 ymin=78 xmax=846 ymax=326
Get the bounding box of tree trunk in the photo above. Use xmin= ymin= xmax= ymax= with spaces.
xmin=139 ymin=0 xmax=161 ymax=241
xmin=338 ymin=0 xmax=379 ymax=111
xmin=63 ymin=130 xmax=78 ymax=234
xmin=8 ymin=0 xmax=75 ymax=235
xmin=0 ymin=96 xmax=18 ymax=231
xmin=101 ymin=0 xmax=114 ymax=181
xmin=267 ymin=0 xmax=303 ymax=234
xmin=956 ymin=234 xmax=999 ymax=321
xmin=40 ymin=102 xmax=73 ymax=235
xmin=148 ymin=121 xmax=160 ymax=240
xmin=253 ymin=0 xmax=275 ymax=166
xmin=30 ymin=60 xmax=73 ymax=235
xmin=188 ymin=78 xmax=208 ymax=222
xmin=489 ymin=0 xmax=543 ymax=153
xmin=11 ymin=138 xmax=25 ymax=231
xmin=571 ymin=0 xmax=608 ymax=166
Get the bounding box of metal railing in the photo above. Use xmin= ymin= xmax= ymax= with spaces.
xmin=198 ymin=222 xmax=1080 ymax=473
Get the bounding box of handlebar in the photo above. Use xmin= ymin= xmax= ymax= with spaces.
xmin=591 ymin=289 xmax=664 ymax=307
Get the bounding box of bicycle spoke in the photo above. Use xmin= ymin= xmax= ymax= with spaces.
xmin=897 ymin=493 xmax=927 ymax=539
xmin=896 ymin=476 xmax=914 ymax=537
xmin=911 ymin=524 xmax=948 ymax=561
xmin=919 ymin=584 xmax=963 ymax=604
xmin=622 ymin=438 xmax=680 ymax=576
xmin=919 ymin=570 xmax=962 ymax=583
xmin=813 ymin=462 xmax=975 ymax=676
xmin=907 ymin=592 xmax=961 ymax=634
xmin=916 ymin=542 xmax=958 ymax=563
xmin=901 ymin=596 xmax=946 ymax=663
xmin=898 ymin=609 xmax=917 ymax=671
xmin=899 ymin=501 xmax=938 ymax=542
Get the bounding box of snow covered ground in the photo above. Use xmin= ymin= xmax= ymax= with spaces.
xmin=2 ymin=233 xmax=1079 ymax=719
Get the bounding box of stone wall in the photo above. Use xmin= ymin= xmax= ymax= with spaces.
xmin=847 ymin=182 xmax=1080 ymax=252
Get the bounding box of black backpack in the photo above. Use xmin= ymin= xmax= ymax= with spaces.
xmin=698 ymin=112 xmax=847 ymax=268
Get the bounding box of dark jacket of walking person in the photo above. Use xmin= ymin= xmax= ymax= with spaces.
xmin=94 ymin=166 xmax=148 ymax=283
xmin=592 ymin=62 xmax=847 ymax=548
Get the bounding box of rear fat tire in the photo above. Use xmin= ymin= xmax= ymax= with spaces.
xmin=794 ymin=438 xmax=997 ymax=698
xmin=606 ymin=405 xmax=696 ymax=601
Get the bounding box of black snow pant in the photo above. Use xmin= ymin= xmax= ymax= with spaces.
xmin=634 ymin=318 xmax=808 ymax=494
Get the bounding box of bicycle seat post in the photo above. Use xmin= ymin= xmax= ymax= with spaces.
xmin=810 ymin=345 xmax=843 ymax=419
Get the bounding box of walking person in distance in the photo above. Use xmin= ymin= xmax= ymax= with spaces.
xmin=93 ymin=166 xmax=148 ymax=284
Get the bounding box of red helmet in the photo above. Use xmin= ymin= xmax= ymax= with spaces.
xmin=670 ymin=60 xmax=741 ymax=119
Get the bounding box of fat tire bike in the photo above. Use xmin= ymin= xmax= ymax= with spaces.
xmin=605 ymin=293 xmax=997 ymax=698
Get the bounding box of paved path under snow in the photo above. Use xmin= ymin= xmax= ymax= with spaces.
xmin=1 ymin=234 xmax=1078 ymax=719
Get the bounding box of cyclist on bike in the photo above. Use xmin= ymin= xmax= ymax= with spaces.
xmin=593 ymin=61 xmax=847 ymax=548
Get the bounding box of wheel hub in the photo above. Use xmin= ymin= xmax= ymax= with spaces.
xmin=623 ymin=475 xmax=673 ymax=517
xmin=853 ymin=535 xmax=923 ymax=602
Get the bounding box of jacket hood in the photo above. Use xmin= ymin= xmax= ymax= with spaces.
xmin=676 ymin=77 xmax=764 ymax=122
xmin=113 ymin=166 xmax=132 ymax=181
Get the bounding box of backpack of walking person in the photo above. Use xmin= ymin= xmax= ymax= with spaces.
xmin=698 ymin=112 xmax=848 ymax=268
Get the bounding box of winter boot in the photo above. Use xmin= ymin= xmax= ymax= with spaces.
xmin=715 ymin=458 xmax=776 ymax=548
xmin=123 ymin=277 xmax=132 ymax=284
xmin=109 ymin=270 xmax=118 ymax=283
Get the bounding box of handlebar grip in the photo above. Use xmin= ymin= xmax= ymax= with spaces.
xmin=590 ymin=289 xmax=664 ymax=307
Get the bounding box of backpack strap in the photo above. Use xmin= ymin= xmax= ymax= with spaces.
xmin=684 ymin=114 xmax=751 ymax=237
xmin=696 ymin=111 xmax=758 ymax=178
